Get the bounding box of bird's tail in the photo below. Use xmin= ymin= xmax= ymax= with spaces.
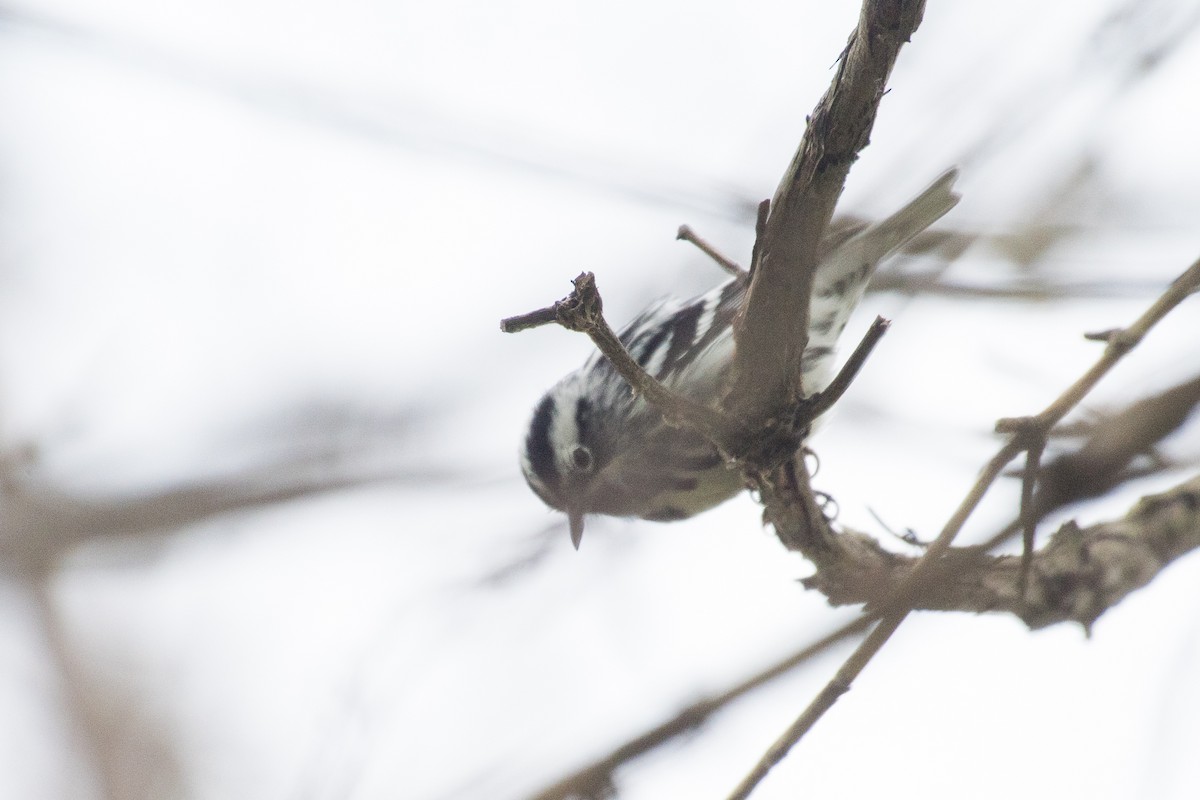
xmin=843 ymin=168 xmax=960 ymax=269
xmin=803 ymin=169 xmax=960 ymax=390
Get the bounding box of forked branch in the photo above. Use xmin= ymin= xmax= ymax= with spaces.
xmin=733 ymin=258 xmax=1200 ymax=797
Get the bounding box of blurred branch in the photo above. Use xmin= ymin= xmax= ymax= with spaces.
xmin=0 ymin=6 xmax=759 ymax=224
xmin=0 ymin=407 xmax=433 ymax=575
xmin=528 ymin=615 xmax=875 ymax=800
xmin=27 ymin=579 xmax=127 ymax=800
xmin=972 ymin=372 xmax=1200 ymax=553
xmin=476 ymin=522 xmax=563 ymax=587
xmin=1031 ymin=374 xmax=1200 ymax=515
xmin=0 ymin=406 xmax=432 ymax=797
xmin=0 ymin=469 xmax=411 ymax=575
xmin=869 ymin=270 xmax=1173 ymax=302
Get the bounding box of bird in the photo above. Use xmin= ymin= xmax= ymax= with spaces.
xmin=520 ymin=170 xmax=960 ymax=548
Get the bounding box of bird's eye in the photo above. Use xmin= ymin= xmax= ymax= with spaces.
xmin=570 ymin=445 xmax=594 ymax=472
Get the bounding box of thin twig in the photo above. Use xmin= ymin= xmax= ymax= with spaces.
xmin=500 ymin=306 xmax=558 ymax=333
xmin=805 ymin=316 xmax=891 ymax=421
xmin=676 ymin=225 xmax=748 ymax=278
xmin=980 ymin=371 xmax=1200 ymax=554
xmin=997 ymin=258 xmax=1200 ymax=436
xmin=1018 ymin=437 xmax=1045 ymax=599
xmin=993 ymin=257 xmax=1200 ymax=582
xmin=1083 ymin=327 xmax=1122 ymax=342
xmin=727 ymin=614 xmax=901 ymax=800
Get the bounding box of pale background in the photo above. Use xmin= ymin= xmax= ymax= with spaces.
xmin=2 ymin=1 xmax=1200 ymax=798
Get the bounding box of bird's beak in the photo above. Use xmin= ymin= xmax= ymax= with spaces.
xmin=568 ymin=509 xmax=585 ymax=550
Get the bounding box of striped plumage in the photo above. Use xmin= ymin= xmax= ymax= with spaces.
xmin=521 ymin=170 xmax=960 ymax=548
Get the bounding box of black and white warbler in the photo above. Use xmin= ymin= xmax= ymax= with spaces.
xmin=521 ymin=170 xmax=960 ymax=548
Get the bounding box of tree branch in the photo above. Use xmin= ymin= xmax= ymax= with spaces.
xmin=735 ymin=255 xmax=1200 ymax=796
xmin=676 ymin=224 xmax=748 ymax=278
xmin=498 ymin=0 xmax=1200 ymax=789
xmin=805 ymin=316 xmax=891 ymax=421
xmin=800 ymin=473 xmax=1200 ymax=629
xmin=724 ymin=0 xmax=929 ymax=428
xmin=780 ymin=257 xmax=1200 ymax=587
xmin=527 ymin=616 xmax=875 ymax=800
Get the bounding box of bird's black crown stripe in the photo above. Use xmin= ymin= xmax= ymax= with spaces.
xmin=525 ymin=394 xmax=560 ymax=491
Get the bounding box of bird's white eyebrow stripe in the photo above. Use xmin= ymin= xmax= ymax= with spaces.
xmin=548 ymin=384 xmax=582 ymax=473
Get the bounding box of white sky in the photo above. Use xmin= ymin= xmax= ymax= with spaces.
xmin=2 ymin=1 xmax=1200 ymax=799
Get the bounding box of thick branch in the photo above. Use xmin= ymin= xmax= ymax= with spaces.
xmin=802 ymin=474 xmax=1200 ymax=630
xmin=725 ymin=0 xmax=928 ymax=426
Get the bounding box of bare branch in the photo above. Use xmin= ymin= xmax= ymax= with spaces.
xmin=976 ymin=372 xmax=1200 ymax=553
xmin=1018 ymin=438 xmax=1046 ymax=599
xmin=530 ymin=450 xmax=1200 ymax=800
xmin=528 ymin=616 xmax=875 ymax=800
xmin=805 ymin=316 xmax=891 ymax=421
xmin=676 ymin=224 xmax=748 ymax=278
xmin=806 ymin=257 xmax=1200 ymax=601
xmin=496 ymin=0 xmax=1200 ymax=785
xmin=727 ymin=613 xmax=902 ymax=800
xmin=500 ymin=306 xmax=558 ymax=333
xmin=725 ymin=0 xmax=930 ymax=427
xmin=738 ymin=256 xmax=1200 ymax=795
xmin=732 ymin=467 xmax=1200 ymax=798
xmin=997 ymin=258 xmax=1200 ymax=438
xmin=798 ymin=473 xmax=1200 ymax=627
xmin=1032 ymin=373 xmax=1200 ymax=516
